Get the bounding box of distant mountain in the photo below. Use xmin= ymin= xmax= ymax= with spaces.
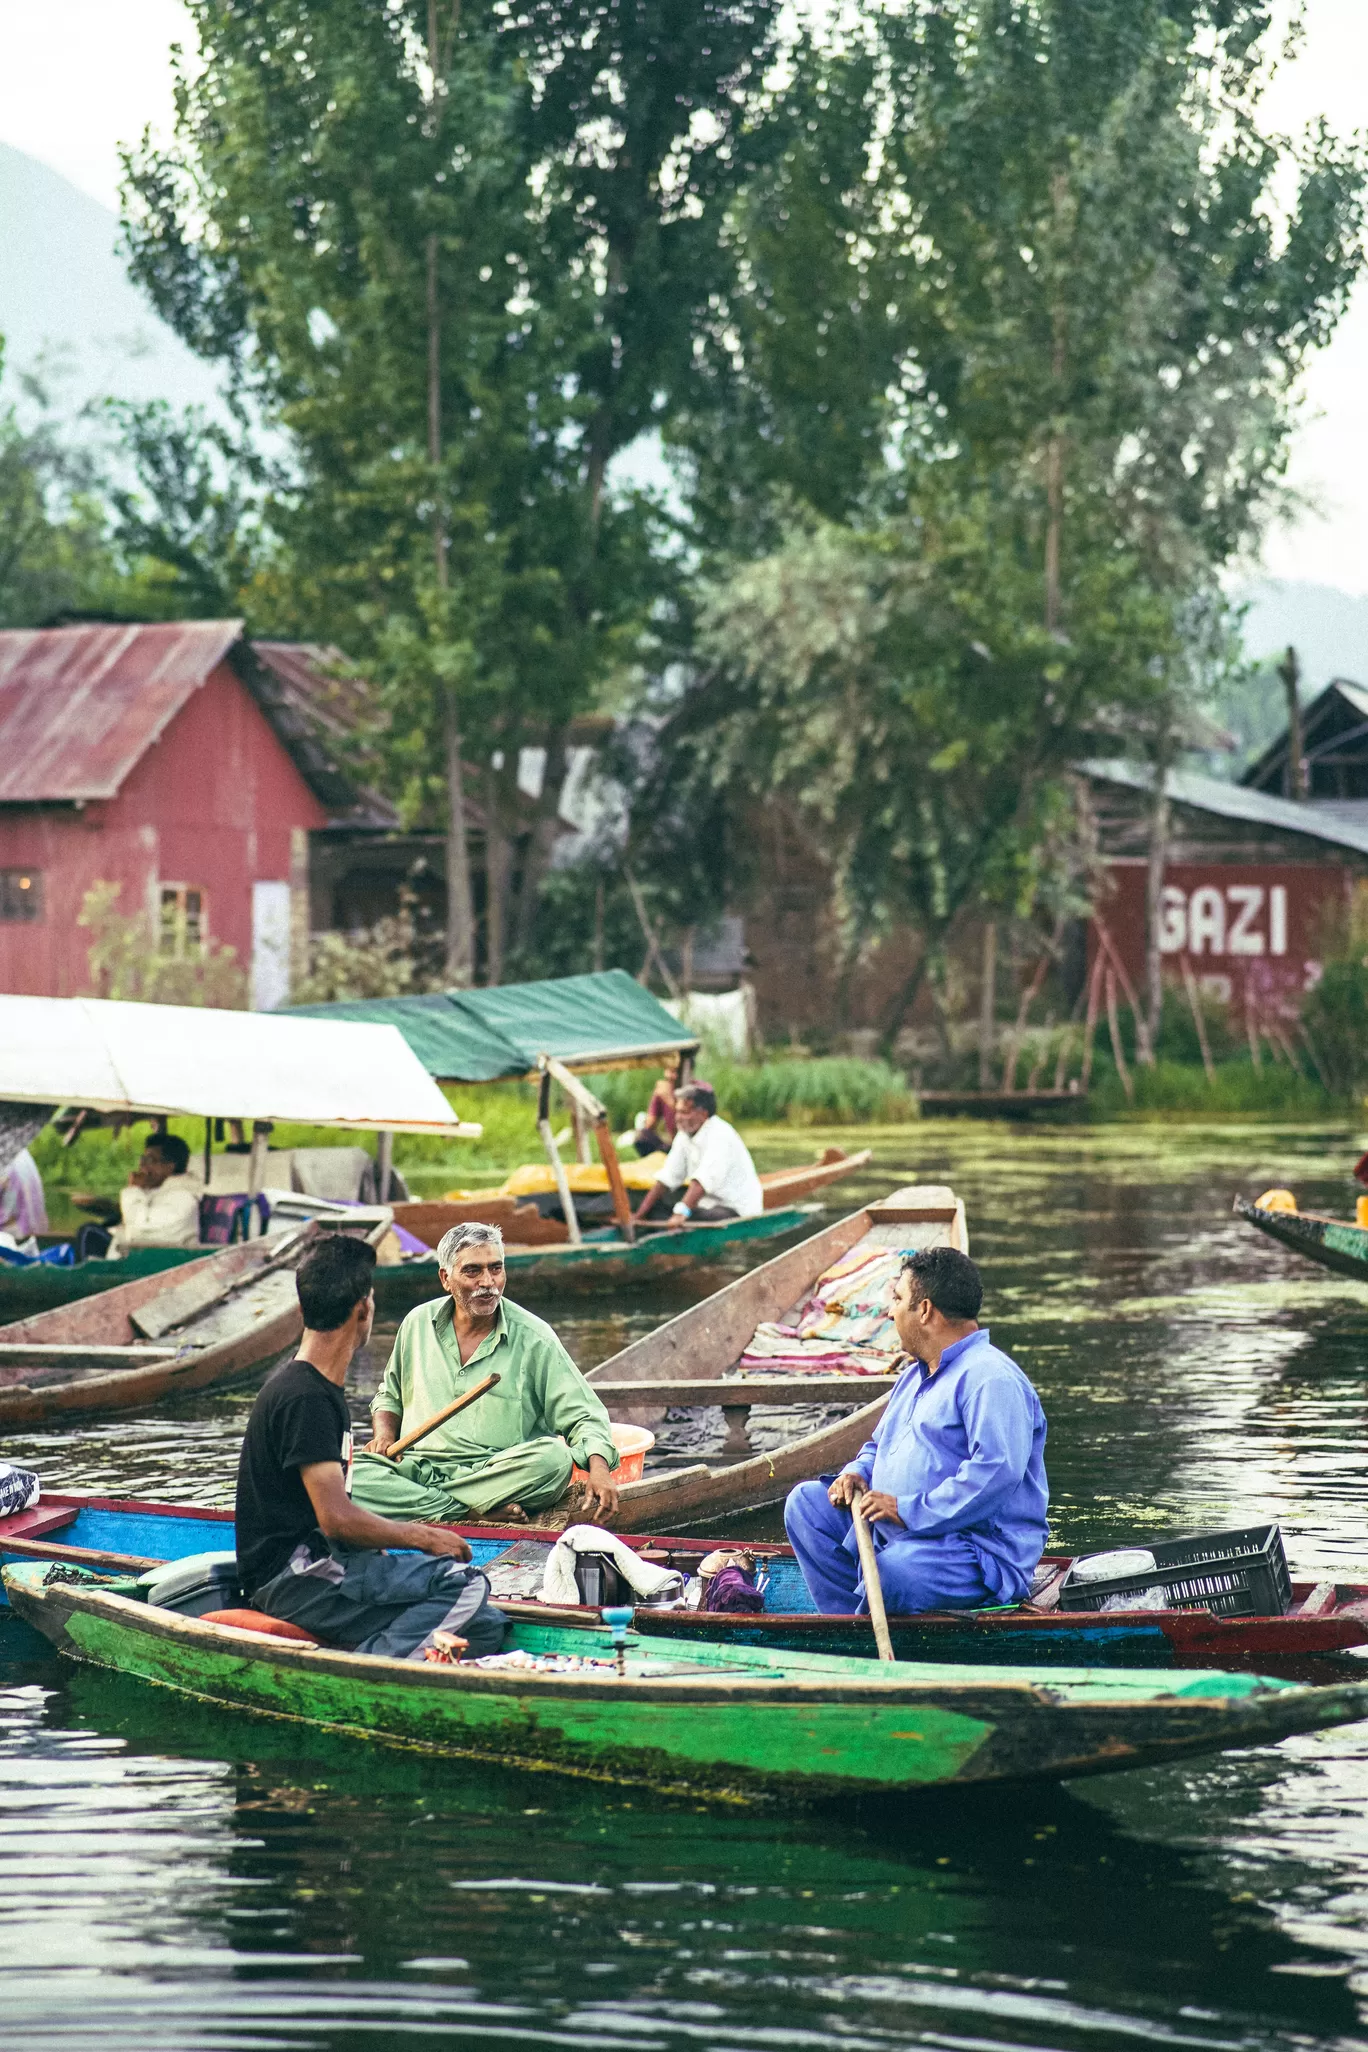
xmin=1233 ymin=578 xmax=1368 ymax=692
xmin=0 ymin=142 xmax=220 ymax=415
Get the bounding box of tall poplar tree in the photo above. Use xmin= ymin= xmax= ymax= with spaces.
xmin=122 ymin=0 xmax=783 ymax=982
xmin=667 ymin=0 xmax=1367 ymax=1046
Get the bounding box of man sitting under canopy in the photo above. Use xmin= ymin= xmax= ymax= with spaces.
xmin=631 ymin=1081 xmax=763 ymax=1227
xmin=108 ymin=1132 xmax=203 ymax=1256
xmin=784 ymin=1246 xmax=1048 ymax=1616
xmin=351 ymin=1221 xmax=620 ymax=1525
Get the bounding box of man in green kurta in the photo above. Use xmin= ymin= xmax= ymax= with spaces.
xmin=350 ymin=1221 xmax=619 ymax=1524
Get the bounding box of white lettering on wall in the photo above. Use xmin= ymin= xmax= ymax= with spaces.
xmin=1159 ymin=886 xmax=1187 ymax=951
xmin=1226 ymin=885 xmax=1265 ymax=956
xmin=1155 ymin=882 xmax=1290 ymax=959
xmin=1187 ymin=886 xmax=1226 ymax=956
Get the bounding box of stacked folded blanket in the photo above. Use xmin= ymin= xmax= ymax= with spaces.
xmin=738 ymin=1243 xmax=911 ymax=1375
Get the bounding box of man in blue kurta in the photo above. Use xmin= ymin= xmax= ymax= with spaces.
xmin=784 ymin=1245 xmax=1048 ymax=1614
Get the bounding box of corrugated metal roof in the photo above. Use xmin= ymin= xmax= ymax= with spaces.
xmin=1240 ymin=677 xmax=1368 ymax=794
xmin=1086 ymin=757 xmax=1368 ymax=857
xmin=244 ymin=642 xmax=399 ymax=828
xmin=0 ymin=620 xmax=242 ymax=802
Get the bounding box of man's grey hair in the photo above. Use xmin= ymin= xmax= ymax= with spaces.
xmin=436 ymin=1221 xmax=505 ymax=1270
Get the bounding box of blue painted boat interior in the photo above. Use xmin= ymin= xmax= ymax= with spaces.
xmin=0 ymin=1506 xmax=1164 ymax=1638
xmin=1 ymin=1505 xmax=821 ymax=1610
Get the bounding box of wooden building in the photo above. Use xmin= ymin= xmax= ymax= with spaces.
xmin=0 ymin=622 xmax=394 ymax=1005
xmin=1085 ymin=757 xmax=1368 ymax=1018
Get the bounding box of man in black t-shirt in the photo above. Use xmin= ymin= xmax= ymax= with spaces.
xmin=235 ymin=1234 xmax=506 ymax=1659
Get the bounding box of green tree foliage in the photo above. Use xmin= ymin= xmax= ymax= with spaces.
xmin=100 ymin=399 xmax=271 ymax=620
xmin=120 ymin=0 xmax=784 ymax=983
xmin=658 ymin=2 xmax=1367 ymax=1044
xmin=0 ymin=360 xmax=115 ymax=626
xmin=78 ymin=881 xmax=247 ymax=1008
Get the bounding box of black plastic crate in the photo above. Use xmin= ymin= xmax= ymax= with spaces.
xmin=1057 ymin=1523 xmax=1291 ymax=1619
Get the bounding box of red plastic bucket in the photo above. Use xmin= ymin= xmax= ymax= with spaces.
xmin=572 ymin=1422 xmax=655 ymax=1486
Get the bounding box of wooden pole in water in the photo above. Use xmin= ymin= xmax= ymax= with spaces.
xmin=848 ymin=1481 xmax=896 ymax=1663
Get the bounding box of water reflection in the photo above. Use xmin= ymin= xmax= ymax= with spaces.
xmin=7 ymin=1121 xmax=1368 ymax=2046
xmin=3 ymin=1642 xmax=1368 ymax=2050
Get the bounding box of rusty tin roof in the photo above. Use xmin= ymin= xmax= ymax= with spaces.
xmin=0 ymin=619 xmax=242 ymax=803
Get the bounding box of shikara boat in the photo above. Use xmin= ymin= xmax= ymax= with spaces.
xmin=0 ymin=1228 xmax=320 ymax=1428
xmin=10 ymin=1556 xmax=1368 ymax=1800
xmin=1235 ymin=1194 xmax=1368 ymax=1284
xmin=6 ymin=1493 xmax=1368 ymax=1679
xmin=0 ymin=1166 xmax=851 ymax=1324
xmin=373 ymin=1202 xmax=813 ymax=1311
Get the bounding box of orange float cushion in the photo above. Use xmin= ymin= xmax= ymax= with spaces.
xmin=202 ymin=1608 xmax=318 ymax=1644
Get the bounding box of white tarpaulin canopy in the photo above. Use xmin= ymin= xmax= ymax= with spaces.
xmin=0 ymin=996 xmax=475 ymax=1136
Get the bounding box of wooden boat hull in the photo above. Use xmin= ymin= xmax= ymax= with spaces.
xmin=758 ymin=1148 xmax=873 ymax=1208
xmin=3 ymin=1207 xmax=816 ymax=1325
xmin=1235 ymin=1196 xmax=1368 ymax=1283
xmin=9 ymin=1496 xmax=1368 ymax=1677
xmin=374 ymin=1205 xmax=813 ymax=1311
xmin=0 ymin=1245 xmax=206 ymax=1321
xmin=0 ymin=1238 xmax=307 ymax=1427
xmin=9 ymin=1559 xmax=1366 ymax=1799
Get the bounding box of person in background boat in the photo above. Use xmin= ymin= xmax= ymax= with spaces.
xmin=631 ymin=1081 xmax=764 ymax=1227
xmin=784 ymin=1247 xmax=1048 ymax=1617
xmin=106 ymin=1132 xmax=204 ymax=1257
xmin=0 ymin=1146 xmax=47 ymax=1247
xmin=351 ymin=1221 xmax=620 ymax=1526
xmin=236 ymin=1233 xmax=507 ymax=1659
xmin=632 ymin=1052 xmax=682 ymax=1157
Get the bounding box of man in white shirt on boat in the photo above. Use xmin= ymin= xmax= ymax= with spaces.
xmin=631 ymin=1081 xmax=764 ymax=1227
xmin=108 ymin=1133 xmax=204 ymax=1256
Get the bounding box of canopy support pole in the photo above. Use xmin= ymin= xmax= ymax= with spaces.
xmin=247 ymin=1122 xmax=270 ymax=1199
xmin=537 ymin=1068 xmax=582 ymax=1247
xmin=376 ymin=1129 xmax=395 ymax=1202
xmin=541 ymin=1056 xmax=634 ymax=1245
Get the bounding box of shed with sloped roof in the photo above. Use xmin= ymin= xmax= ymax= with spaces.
xmin=0 ymin=621 xmax=390 ymax=1005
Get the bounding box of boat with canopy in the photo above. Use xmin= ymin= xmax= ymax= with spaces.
xmin=290 ymin=970 xmax=869 ymax=1304
xmin=0 ymin=993 xmax=473 ymax=1322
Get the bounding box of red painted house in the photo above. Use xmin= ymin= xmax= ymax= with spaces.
xmin=1085 ymin=758 xmax=1368 ymax=1023
xmin=0 ymin=622 xmax=393 ymax=1006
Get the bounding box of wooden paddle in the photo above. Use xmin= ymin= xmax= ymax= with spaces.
xmin=848 ymin=1480 xmax=896 ymax=1663
xmin=376 ymin=1372 xmax=501 ymax=1460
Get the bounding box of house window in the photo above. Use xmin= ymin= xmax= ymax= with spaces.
xmin=0 ymin=869 xmax=43 ymax=921
xmin=159 ymin=884 xmax=206 ymax=957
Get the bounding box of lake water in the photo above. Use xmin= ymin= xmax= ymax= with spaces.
xmin=7 ymin=1120 xmax=1368 ymax=2050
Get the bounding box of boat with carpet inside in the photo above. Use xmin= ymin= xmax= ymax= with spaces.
xmin=9 ymin=1554 xmax=1368 ymax=1799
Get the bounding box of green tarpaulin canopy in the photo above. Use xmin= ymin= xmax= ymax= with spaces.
xmin=288 ymin=970 xmax=699 ymax=1084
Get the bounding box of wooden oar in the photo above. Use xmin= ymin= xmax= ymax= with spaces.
xmin=377 ymin=1372 xmax=501 ymax=1461
xmin=848 ymin=1480 xmax=896 ymax=1663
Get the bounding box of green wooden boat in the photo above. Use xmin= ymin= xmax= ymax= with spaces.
xmin=1234 ymin=1195 xmax=1368 ymax=1285
xmin=9 ymin=1558 xmax=1368 ymax=1801
xmin=0 ymin=1245 xmax=207 ymax=1321
xmin=373 ymin=1205 xmax=811 ymax=1311
xmin=0 ymin=1207 xmax=811 ymax=1325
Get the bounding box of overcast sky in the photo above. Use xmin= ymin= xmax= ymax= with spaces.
xmin=0 ymin=0 xmax=1364 ymax=592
